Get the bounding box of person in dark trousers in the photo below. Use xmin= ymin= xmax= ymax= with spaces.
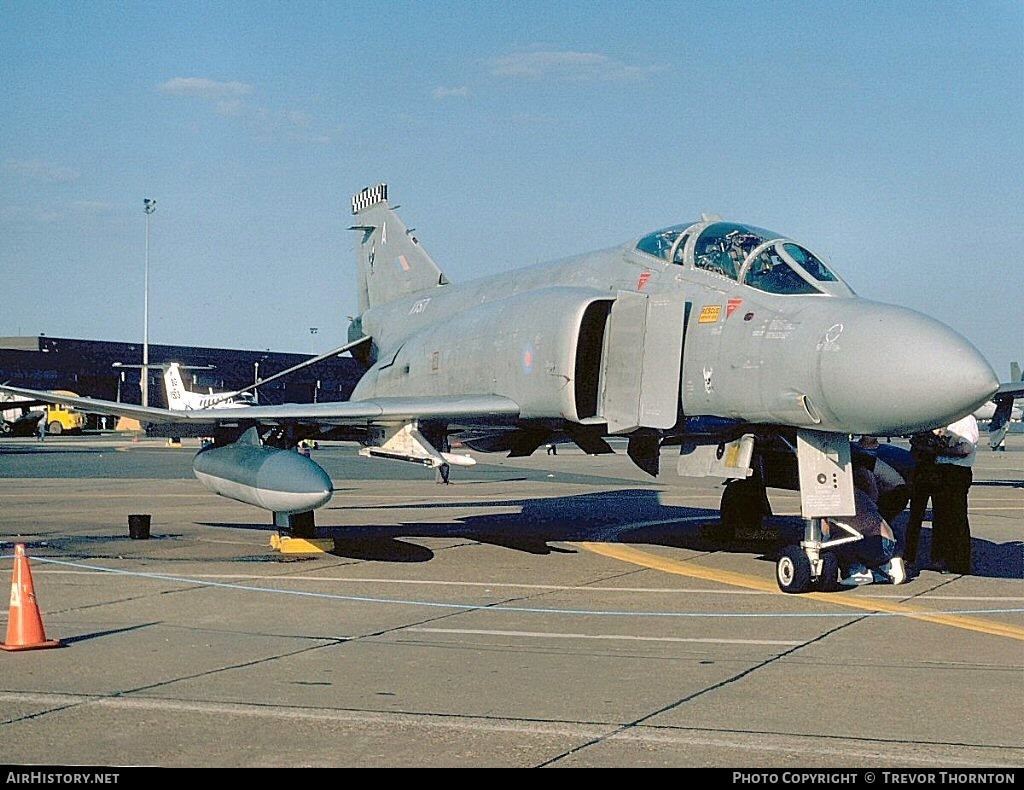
xmin=904 ymin=431 xmax=939 ymax=571
xmin=929 ymin=414 xmax=979 ymax=574
xmin=904 ymin=416 xmax=979 ymax=574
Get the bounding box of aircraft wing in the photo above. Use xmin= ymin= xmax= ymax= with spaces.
xmin=218 ymin=395 xmax=520 ymax=425
xmin=0 ymin=384 xmax=520 ymax=428
xmin=0 ymin=396 xmax=49 ymax=410
xmin=0 ymin=385 xmax=188 ymax=424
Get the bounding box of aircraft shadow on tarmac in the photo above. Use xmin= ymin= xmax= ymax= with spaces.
xmin=323 ymin=489 xmax=753 ymax=560
xmin=196 ymin=489 xmax=785 ymax=563
xmin=205 ymin=488 xmax=1021 ymax=579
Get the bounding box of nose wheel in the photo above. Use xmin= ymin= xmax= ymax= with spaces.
xmin=776 ymin=545 xmax=812 ymax=593
xmin=778 ymin=524 xmax=843 ymax=594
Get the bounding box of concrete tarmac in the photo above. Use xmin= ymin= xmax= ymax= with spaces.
xmin=0 ymin=433 xmax=1021 ymax=768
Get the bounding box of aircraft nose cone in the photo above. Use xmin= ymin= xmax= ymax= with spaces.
xmin=816 ymin=301 xmax=998 ymax=434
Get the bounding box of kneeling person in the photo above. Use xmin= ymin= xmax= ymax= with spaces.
xmin=823 ymin=487 xmax=906 ymax=586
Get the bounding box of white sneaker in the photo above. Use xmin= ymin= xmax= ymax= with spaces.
xmin=888 ymin=557 xmax=907 ymax=585
xmin=840 ymin=565 xmax=875 ymax=587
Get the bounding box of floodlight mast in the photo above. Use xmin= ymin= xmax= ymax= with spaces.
xmin=142 ymin=198 xmax=156 ymax=407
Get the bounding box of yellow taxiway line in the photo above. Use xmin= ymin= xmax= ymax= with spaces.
xmin=577 ymin=542 xmax=1024 ymax=642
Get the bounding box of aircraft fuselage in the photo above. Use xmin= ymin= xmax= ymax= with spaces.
xmin=352 ymin=241 xmax=996 ymax=439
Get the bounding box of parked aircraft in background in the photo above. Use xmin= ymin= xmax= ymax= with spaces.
xmin=977 ymin=361 xmax=1024 ymax=450
xmin=0 ymin=396 xmax=45 ymax=437
xmin=0 ymin=183 xmax=999 ymax=593
xmin=164 ymin=362 xmax=255 ymax=411
xmin=973 ymin=400 xmax=1021 ymax=423
xmin=1 ymin=393 xmax=85 ymax=436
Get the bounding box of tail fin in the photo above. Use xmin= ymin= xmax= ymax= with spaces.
xmin=348 ymin=183 xmax=449 ymax=313
xmin=164 ymin=363 xmax=191 ymax=410
xmin=988 ymin=361 xmax=1023 ymax=449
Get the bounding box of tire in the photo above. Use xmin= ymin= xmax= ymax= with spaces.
xmin=719 ymin=479 xmax=766 ymax=540
xmin=47 ymin=421 xmax=61 ymax=435
xmin=816 ymin=553 xmax=841 ymax=592
xmin=776 ymin=545 xmax=812 ymax=594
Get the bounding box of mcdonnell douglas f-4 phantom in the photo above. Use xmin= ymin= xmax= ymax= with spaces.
xmin=0 ymin=184 xmax=999 ymax=593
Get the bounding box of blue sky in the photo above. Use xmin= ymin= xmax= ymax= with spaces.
xmin=1 ymin=0 xmax=1021 ymax=376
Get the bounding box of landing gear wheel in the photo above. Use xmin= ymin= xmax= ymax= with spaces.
xmin=815 ymin=553 xmax=841 ymax=592
xmin=776 ymin=545 xmax=812 ymax=594
xmin=719 ymin=479 xmax=766 ymax=541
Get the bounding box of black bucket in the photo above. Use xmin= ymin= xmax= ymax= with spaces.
xmin=128 ymin=514 xmax=151 ymax=540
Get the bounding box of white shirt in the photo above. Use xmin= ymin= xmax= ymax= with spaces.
xmin=935 ymin=414 xmax=979 ymax=468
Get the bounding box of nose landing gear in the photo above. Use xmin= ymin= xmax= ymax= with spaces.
xmin=776 ymin=518 xmax=840 ymax=594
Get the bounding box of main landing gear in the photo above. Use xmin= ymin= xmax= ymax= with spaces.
xmin=717 ymin=477 xmax=772 ymax=542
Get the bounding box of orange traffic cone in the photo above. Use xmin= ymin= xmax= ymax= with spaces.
xmin=1 ymin=544 xmax=61 ymax=651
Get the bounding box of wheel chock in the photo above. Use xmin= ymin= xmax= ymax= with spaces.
xmin=270 ymin=533 xmax=334 ymax=554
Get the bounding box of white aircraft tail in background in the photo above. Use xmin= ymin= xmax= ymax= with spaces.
xmin=164 ymin=363 xmax=255 ymax=411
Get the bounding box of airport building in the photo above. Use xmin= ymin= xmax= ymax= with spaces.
xmin=0 ymin=335 xmax=364 ymax=430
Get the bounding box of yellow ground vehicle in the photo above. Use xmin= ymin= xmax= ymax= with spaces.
xmin=42 ymin=391 xmax=86 ymax=435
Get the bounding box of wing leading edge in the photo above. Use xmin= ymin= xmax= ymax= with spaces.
xmin=0 ymin=384 xmax=520 ymax=429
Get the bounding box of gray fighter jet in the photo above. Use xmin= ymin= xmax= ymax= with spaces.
xmin=0 ymin=184 xmax=999 ymax=593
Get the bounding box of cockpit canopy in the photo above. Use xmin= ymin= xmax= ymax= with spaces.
xmin=635 ymin=220 xmax=853 ymax=296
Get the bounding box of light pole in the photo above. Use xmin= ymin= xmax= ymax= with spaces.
xmin=309 ymin=329 xmax=319 ymax=403
xmin=142 ymin=198 xmax=156 ymax=407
